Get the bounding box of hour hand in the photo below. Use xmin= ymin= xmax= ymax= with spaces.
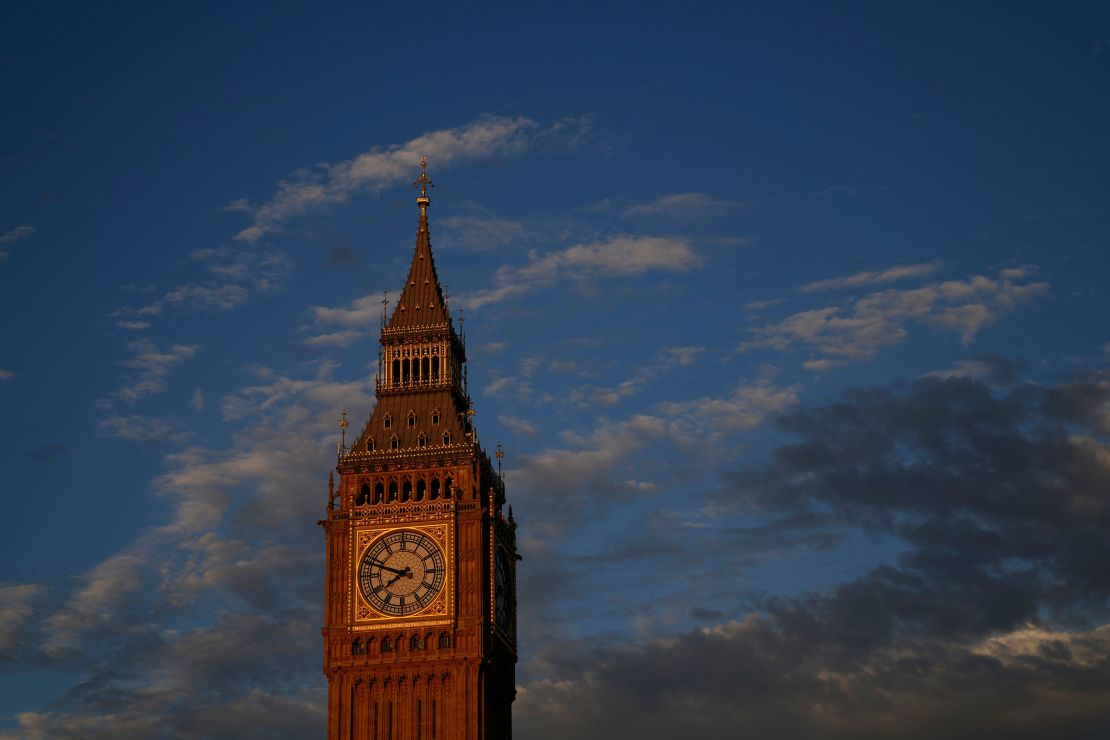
xmin=385 ymin=567 xmax=412 ymax=587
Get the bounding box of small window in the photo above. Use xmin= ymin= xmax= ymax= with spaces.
xmin=410 ymin=635 xmax=423 ymax=651
xmin=430 ymin=478 xmax=440 ymax=500
xmin=373 ymin=482 xmax=384 ymax=504
xmin=388 ymin=481 xmax=398 ymax=502
xmin=418 ymin=434 xmax=427 ymax=448
xmin=381 ymin=637 xmax=393 ymax=653
xmin=431 ymin=410 xmax=440 ymax=425
xmin=357 ymin=483 xmax=370 ymax=506
xmin=384 ymin=415 xmax=392 ymax=430
xmin=390 ymin=435 xmax=399 ymax=450
xmin=407 ymin=412 xmax=416 ymax=428
xmin=442 ymin=432 xmax=451 ymax=445
xmin=402 ymin=481 xmax=412 ymax=502
xmin=352 ymin=638 xmax=363 ymax=654
xmin=367 ymin=438 xmax=375 ymax=452
xmin=438 ymin=633 xmax=451 ymax=649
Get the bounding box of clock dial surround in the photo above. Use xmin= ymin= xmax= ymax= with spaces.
xmin=359 ymin=530 xmax=446 ymax=617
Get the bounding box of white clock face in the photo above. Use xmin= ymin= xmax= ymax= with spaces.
xmin=359 ymin=531 xmax=445 ymax=616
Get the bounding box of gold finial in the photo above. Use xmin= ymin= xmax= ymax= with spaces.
xmin=413 ymin=156 xmax=434 ymax=202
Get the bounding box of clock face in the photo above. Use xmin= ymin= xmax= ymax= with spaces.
xmin=494 ymin=546 xmax=511 ymax=633
xmin=359 ymin=530 xmax=446 ymax=617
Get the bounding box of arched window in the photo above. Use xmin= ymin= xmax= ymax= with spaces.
xmin=418 ymin=433 xmax=427 ymax=448
xmin=384 ymin=414 xmax=392 ymax=430
xmin=373 ymin=482 xmax=385 ymax=504
xmin=402 ymin=480 xmax=412 ymax=502
xmin=357 ymin=483 xmax=370 ymax=506
xmin=410 ymin=635 xmax=423 ymax=651
xmin=352 ymin=638 xmax=363 ymax=654
xmin=430 ymin=478 xmax=440 ymax=500
xmin=421 ymin=357 xmax=430 ymax=382
xmin=391 ymin=359 xmax=400 ymax=386
xmin=367 ymin=438 xmax=375 ymax=452
xmin=415 ymin=479 xmax=426 ymax=502
xmin=388 ymin=481 xmax=398 ymax=503
xmin=431 ymin=356 xmax=440 ymax=381
xmin=442 ymin=432 xmax=451 ymax=445
xmin=381 ymin=637 xmax=393 ymax=653
xmin=444 ymin=476 xmax=453 ymax=500
xmin=431 ymin=409 xmax=440 ymax=425
xmin=438 ymin=633 xmax=451 ymax=649
xmin=390 ymin=435 xmax=398 ymax=450
xmin=407 ymin=411 xmax=416 ymax=428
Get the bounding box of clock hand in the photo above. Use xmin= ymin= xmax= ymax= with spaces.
xmin=385 ymin=567 xmax=413 ymax=587
xmin=368 ymin=559 xmax=409 ymax=577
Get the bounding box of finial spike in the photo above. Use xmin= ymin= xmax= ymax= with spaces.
xmin=413 ymin=156 xmax=434 ymax=202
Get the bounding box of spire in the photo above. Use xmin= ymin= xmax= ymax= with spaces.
xmin=385 ymin=157 xmax=450 ymax=331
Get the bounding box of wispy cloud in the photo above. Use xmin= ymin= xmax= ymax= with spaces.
xmin=234 ymin=115 xmax=588 ymax=242
xmin=799 ymin=261 xmax=942 ymax=293
xmin=113 ymin=246 xmax=289 ymax=323
xmin=437 ymin=216 xmax=526 ymax=250
xmin=465 ymin=235 xmax=700 ymax=309
xmin=574 ymin=346 xmax=706 ymax=406
xmin=0 ymin=225 xmax=34 ymax=244
xmin=98 ymin=414 xmax=192 ymax=444
xmin=307 ymin=293 xmax=387 ymax=329
xmin=744 ymin=267 xmax=1049 ymax=370
xmin=0 ymin=369 xmax=14 ymax=381
xmin=622 ymin=192 xmax=751 ymax=219
xmin=0 ymin=224 xmax=34 ymax=260
xmin=112 ymin=340 xmax=198 ymax=404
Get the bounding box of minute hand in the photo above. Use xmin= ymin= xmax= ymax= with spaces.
xmin=368 ymin=559 xmax=409 ymax=576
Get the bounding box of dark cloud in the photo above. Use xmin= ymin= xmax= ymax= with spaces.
xmin=327 ymin=241 xmax=361 ymax=266
xmin=516 ymin=616 xmax=1110 ymax=740
xmin=513 ymin=369 xmax=1110 ymax=739
xmin=25 ymin=442 xmax=66 ymax=463
xmin=718 ymin=372 xmax=1110 ymax=618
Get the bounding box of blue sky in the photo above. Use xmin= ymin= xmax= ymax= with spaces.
xmin=2 ymin=2 xmax=1110 ymax=737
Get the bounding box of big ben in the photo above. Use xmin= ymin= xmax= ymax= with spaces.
xmin=321 ymin=159 xmax=518 ymax=740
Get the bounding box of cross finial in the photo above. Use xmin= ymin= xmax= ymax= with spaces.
xmin=413 ymin=156 xmax=434 ymax=200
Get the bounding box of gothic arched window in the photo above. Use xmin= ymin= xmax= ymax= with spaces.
xmin=390 ymin=435 xmax=398 ymax=450
xmin=373 ymin=482 xmax=384 ymax=504
xmin=418 ymin=433 xmax=427 ymax=448
xmin=381 ymin=637 xmax=393 ymax=653
xmin=357 ymin=483 xmax=370 ymax=506
xmin=384 ymin=414 xmax=392 ymax=430
xmin=438 ymin=633 xmax=451 ymax=649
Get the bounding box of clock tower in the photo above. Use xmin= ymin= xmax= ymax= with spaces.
xmin=321 ymin=159 xmax=518 ymax=740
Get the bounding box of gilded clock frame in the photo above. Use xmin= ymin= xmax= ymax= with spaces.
xmin=350 ymin=521 xmax=454 ymax=629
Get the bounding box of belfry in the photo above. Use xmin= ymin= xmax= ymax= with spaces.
xmin=321 ymin=159 xmax=518 ymax=739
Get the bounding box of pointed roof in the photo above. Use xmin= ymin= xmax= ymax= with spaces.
xmin=386 ymin=158 xmax=451 ymax=332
